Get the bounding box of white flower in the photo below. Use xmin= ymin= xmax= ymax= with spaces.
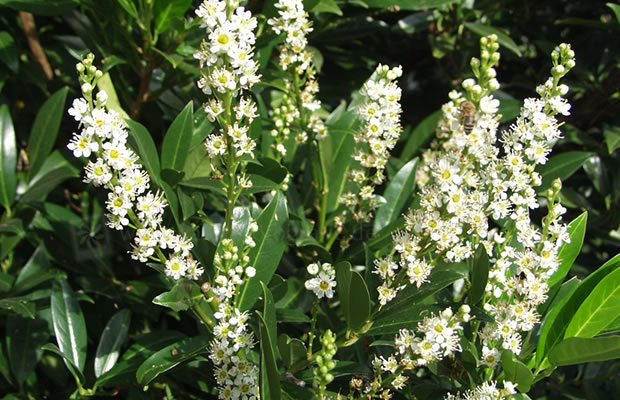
xmin=67 ymin=132 xmax=99 ymax=158
xmin=165 ymin=256 xmax=187 ymax=280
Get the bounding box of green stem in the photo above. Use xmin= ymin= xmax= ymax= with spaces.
xmin=307 ymin=297 xmax=319 ymax=358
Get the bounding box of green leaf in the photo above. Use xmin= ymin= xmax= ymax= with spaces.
xmin=161 ymin=101 xmax=193 ymax=171
xmin=400 ymin=110 xmax=441 ymax=160
xmin=237 ymin=192 xmax=288 ymax=311
xmin=501 ymin=350 xmax=533 ymax=392
xmin=19 ymin=150 xmax=79 ymax=204
xmin=183 ymin=144 xmax=211 ymax=179
xmin=469 ymin=245 xmax=489 ymax=305
xmin=335 ymin=262 xmax=371 ymax=332
xmin=0 ymin=0 xmax=78 ymax=15
xmin=0 ymin=339 xmax=12 ymax=385
xmin=608 ymin=3 xmax=620 ymax=23
xmin=231 ymin=206 xmax=251 ymax=252
xmin=536 ymin=254 xmax=620 ymax=368
xmin=278 ymin=334 xmax=306 ymax=370
xmin=0 ymin=31 xmax=18 ymax=73
xmin=0 ymin=297 xmax=35 ymax=318
xmin=179 ymin=177 xmax=226 ymax=195
xmin=310 ymin=0 xmax=342 ymax=15
xmin=326 ymin=130 xmax=355 ymax=212
xmin=536 ymin=151 xmax=593 ymax=192
xmin=603 ymin=125 xmax=620 ymax=154
xmin=27 ymin=87 xmax=69 ymax=179
xmin=153 ymin=0 xmax=191 ymax=33
xmin=117 ymin=0 xmax=138 ymax=18
xmin=94 ymin=309 xmax=131 ymax=378
xmin=548 ymin=336 xmax=620 ymax=366
xmin=96 ymin=73 xmax=130 ymax=119
xmin=547 ymin=212 xmax=587 ymax=288
xmin=362 ymin=0 xmax=458 ymax=10
xmin=51 ymin=280 xmax=87 ymax=373
xmin=11 ymin=243 xmax=56 ymax=295
xmin=565 ymin=266 xmax=620 ymax=338
xmin=0 ymin=105 xmax=17 ymax=209
xmin=368 ymin=304 xmax=442 ymax=335
xmin=126 ymin=120 xmax=162 ymax=186
xmin=136 ymin=335 xmax=210 ymax=385
xmin=6 ymin=314 xmax=50 ymax=384
xmin=373 ymin=158 xmax=418 ymax=234
xmin=258 ymin=300 xmax=280 ymax=400
xmin=41 ymin=343 xmax=85 ymax=384
xmin=463 ymin=23 xmax=522 ymax=57
xmin=152 ymin=279 xmax=203 ymax=312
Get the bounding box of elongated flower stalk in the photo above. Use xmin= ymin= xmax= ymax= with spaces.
xmin=267 ymin=0 xmax=326 ymax=157
xmin=194 ymin=1 xmax=263 ymax=397
xmin=67 ymin=54 xmax=203 ymax=282
xmin=363 ymin=37 xmax=574 ymax=397
xmin=335 ymin=64 xmax=403 ymax=250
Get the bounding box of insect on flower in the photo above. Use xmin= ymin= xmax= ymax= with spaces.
xmin=459 ymin=100 xmax=477 ymax=134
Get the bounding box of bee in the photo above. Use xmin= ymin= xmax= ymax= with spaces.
xmin=459 ymin=100 xmax=477 ymax=134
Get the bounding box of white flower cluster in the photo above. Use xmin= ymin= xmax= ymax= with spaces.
xmin=194 ymin=0 xmax=260 ymax=95
xmin=268 ymin=0 xmax=313 ymax=73
xmin=444 ymin=380 xmax=517 ymax=400
xmin=339 ymin=64 xmax=403 ymax=231
xmin=67 ymin=56 xmax=202 ymax=282
xmin=394 ymin=306 xmax=470 ymax=367
xmin=304 ymin=262 xmax=336 ymax=299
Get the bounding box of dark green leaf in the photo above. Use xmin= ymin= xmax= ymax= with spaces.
xmin=246 ymin=158 xmax=287 ymax=184
xmin=464 ymin=23 xmax=522 ymax=56
xmin=237 ymin=192 xmax=288 ymax=311
xmin=469 ymin=245 xmax=489 ymax=305
xmin=161 ymin=101 xmax=193 ymax=171
xmin=0 ymin=340 xmax=12 ymax=385
xmin=603 ymin=125 xmax=620 ymax=154
xmin=276 ymin=308 xmax=311 ymax=323
xmin=501 ymin=350 xmax=533 ymax=392
xmin=0 ymin=0 xmax=78 ymax=15
xmin=367 ymin=304 xmax=442 ymax=335
xmin=51 ymin=280 xmax=87 ymax=373
xmin=152 ymin=279 xmax=203 ymax=312
xmin=310 ymin=0 xmax=342 ymax=15
xmin=536 ymin=151 xmax=593 ymax=192
xmin=548 ymin=336 xmax=620 ymax=366
xmin=258 ymin=311 xmax=280 ymax=400
xmin=19 ymin=150 xmax=79 ymax=204
xmin=547 ymin=212 xmax=587 ymax=288
xmin=117 ymin=0 xmax=138 ymax=18
xmin=231 ymin=206 xmax=251 ymax=252
xmin=6 ymin=314 xmax=50 ymax=383
xmin=183 ymin=144 xmax=211 ymax=179
xmin=373 ymin=158 xmax=418 ymax=234
xmin=565 ymin=266 xmax=620 ymax=338
xmin=363 ymin=0 xmax=458 ymax=10
xmin=27 ymin=87 xmax=68 ymax=179
xmin=278 ymin=334 xmax=306 ymax=370
xmin=177 ymin=186 xmax=196 ymax=221
xmin=0 ymin=31 xmax=18 ymax=73
xmin=136 ymin=335 xmax=210 ymax=385
xmin=126 ymin=120 xmax=161 ymax=186
xmin=400 ymin=110 xmax=441 ymax=160
xmin=153 ymin=0 xmax=191 ymax=33
xmin=41 ymin=343 xmax=85 ymax=384
xmin=0 ymin=297 xmax=35 ymax=318
xmin=326 ymin=129 xmax=354 ymax=212
xmin=11 ymin=245 xmax=61 ymax=294
xmin=179 ymin=177 xmax=226 ymax=195
xmin=335 ymin=261 xmax=371 ymax=332
xmin=94 ymin=309 xmax=131 ymax=378
xmin=0 ymin=105 xmax=17 ymax=209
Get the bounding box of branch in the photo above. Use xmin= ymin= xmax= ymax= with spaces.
xmin=19 ymin=11 xmax=53 ymax=80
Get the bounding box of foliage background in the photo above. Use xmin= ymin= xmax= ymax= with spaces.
xmin=0 ymin=0 xmax=618 ymax=399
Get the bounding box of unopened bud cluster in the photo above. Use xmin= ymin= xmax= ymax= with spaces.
xmin=313 ymin=329 xmax=337 ymax=398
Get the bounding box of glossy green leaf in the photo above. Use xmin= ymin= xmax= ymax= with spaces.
xmin=237 ymin=192 xmax=288 ymax=311
xmin=278 ymin=334 xmax=306 ymax=370
xmin=177 ymin=186 xmax=196 ymax=221
xmin=161 ymin=101 xmax=193 ymax=171
xmin=335 ymin=262 xmax=371 ymax=331
xmin=183 ymin=144 xmax=211 ymax=179
xmin=0 ymin=31 xmax=18 ymax=73
xmin=152 ymin=279 xmax=203 ymax=312
xmin=470 ymin=245 xmax=489 ymax=305
xmin=536 ymin=151 xmax=593 ymax=192
xmin=258 ymin=309 xmax=280 ymax=400
xmin=548 ymin=212 xmax=587 ymax=288
xmin=0 ymin=340 xmax=12 ymax=385
xmin=19 ymin=150 xmax=79 ymax=204
xmin=11 ymin=245 xmax=59 ymax=294
xmin=94 ymin=309 xmax=131 ymax=378
xmin=179 ymin=177 xmax=226 ymax=195
xmin=377 ymin=263 xmax=465 ymax=318
xmin=326 ymin=129 xmax=354 ymax=212
xmin=565 ymin=266 xmax=620 ymax=338
xmin=464 ymin=23 xmax=522 ymax=56
xmin=27 ymin=87 xmax=68 ymax=178
xmin=501 ymin=350 xmax=533 ymax=392
xmin=231 ymin=206 xmax=251 ymax=252
xmin=51 ymin=280 xmax=87 ymax=373
xmin=0 ymin=297 xmax=35 ymax=318
xmin=400 ymin=110 xmax=441 ymax=160
xmin=153 ymin=0 xmax=191 ymax=33
xmin=0 ymin=105 xmax=17 ymax=209
xmin=603 ymin=125 xmax=620 ymax=154
xmin=536 ymin=254 xmax=620 ymax=368
xmin=0 ymin=0 xmax=78 ymax=15
xmin=126 ymin=120 xmax=161 ymax=186
xmin=310 ymin=0 xmax=342 ymax=15
xmin=368 ymin=304 xmax=442 ymax=335
xmin=6 ymin=314 xmax=50 ymax=383
xmin=548 ymin=336 xmax=620 ymax=366
xmin=41 ymin=343 xmax=85 ymax=384
xmin=136 ymin=335 xmax=209 ymax=385
xmin=373 ymin=158 xmax=418 ymax=234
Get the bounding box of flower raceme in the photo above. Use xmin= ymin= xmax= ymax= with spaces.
xmin=67 ymin=54 xmax=203 ymax=282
